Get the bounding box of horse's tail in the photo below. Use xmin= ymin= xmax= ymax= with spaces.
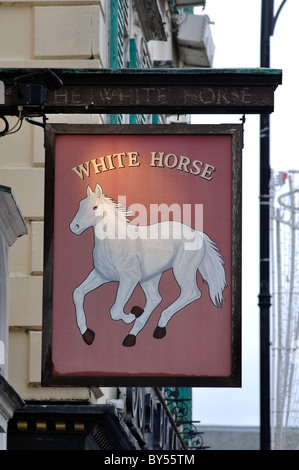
xmin=198 ymin=233 xmax=227 ymax=307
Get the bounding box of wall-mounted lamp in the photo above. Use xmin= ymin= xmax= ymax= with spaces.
xmin=12 ymin=69 xmax=63 ymax=107
xmin=0 ymin=185 xmax=27 ymax=247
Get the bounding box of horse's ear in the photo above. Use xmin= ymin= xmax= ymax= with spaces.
xmin=86 ymin=185 xmax=92 ymax=197
xmin=95 ymin=184 xmax=103 ymax=198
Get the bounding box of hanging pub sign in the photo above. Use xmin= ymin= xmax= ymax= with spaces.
xmin=42 ymin=124 xmax=242 ymax=387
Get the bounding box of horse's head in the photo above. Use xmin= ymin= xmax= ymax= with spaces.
xmin=70 ymin=184 xmax=104 ymax=235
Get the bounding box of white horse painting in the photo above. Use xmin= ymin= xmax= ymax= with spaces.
xmin=69 ymin=184 xmax=227 ymax=347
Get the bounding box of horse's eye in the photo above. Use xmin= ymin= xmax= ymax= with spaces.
xmin=93 ymin=206 xmax=98 ymax=210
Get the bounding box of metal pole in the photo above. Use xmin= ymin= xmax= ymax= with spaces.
xmin=259 ymin=0 xmax=273 ymax=451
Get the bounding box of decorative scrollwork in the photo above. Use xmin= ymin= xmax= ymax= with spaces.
xmin=180 ymin=422 xmax=208 ymax=450
xmin=163 ymin=387 xmax=191 ymax=424
xmin=162 ymin=387 xmax=208 ymax=450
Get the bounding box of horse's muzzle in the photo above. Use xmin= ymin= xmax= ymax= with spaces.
xmin=70 ymin=221 xmax=82 ymax=235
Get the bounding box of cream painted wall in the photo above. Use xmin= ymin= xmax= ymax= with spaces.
xmin=0 ymin=1 xmax=106 ymax=68
xmin=0 ymin=0 xmax=182 ymax=403
xmin=0 ymin=0 xmax=110 ymax=402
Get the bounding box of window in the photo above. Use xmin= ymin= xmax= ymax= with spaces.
xmin=110 ymin=0 xmax=161 ymax=124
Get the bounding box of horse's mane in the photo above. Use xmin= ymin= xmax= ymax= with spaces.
xmin=101 ymin=193 xmax=133 ymax=224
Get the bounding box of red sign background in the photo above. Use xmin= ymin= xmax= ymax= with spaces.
xmin=46 ymin=128 xmax=239 ymax=384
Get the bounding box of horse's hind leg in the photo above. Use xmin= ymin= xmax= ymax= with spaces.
xmin=73 ymin=269 xmax=105 ymax=345
xmin=123 ymin=275 xmax=162 ymax=347
xmin=154 ymin=264 xmax=201 ymax=339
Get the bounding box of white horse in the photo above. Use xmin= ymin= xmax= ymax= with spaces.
xmin=69 ymin=184 xmax=227 ymax=347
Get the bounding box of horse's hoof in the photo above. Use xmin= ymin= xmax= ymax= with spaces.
xmin=122 ymin=334 xmax=136 ymax=347
xmin=153 ymin=326 xmax=166 ymax=339
xmin=131 ymin=306 xmax=144 ymax=318
xmin=82 ymin=328 xmax=95 ymax=345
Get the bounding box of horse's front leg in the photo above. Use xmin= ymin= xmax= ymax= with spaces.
xmin=73 ymin=268 xmax=105 ymax=345
xmin=109 ymin=267 xmax=141 ymax=325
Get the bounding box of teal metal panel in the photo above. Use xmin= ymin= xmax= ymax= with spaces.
xmin=110 ymin=0 xmax=125 ymax=123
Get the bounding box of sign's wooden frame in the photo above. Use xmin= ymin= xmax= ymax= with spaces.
xmin=42 ymin=123 xmax=242 ymax=387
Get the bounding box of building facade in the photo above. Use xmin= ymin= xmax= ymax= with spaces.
xmin=0 ymin=0 xmax=213 ymax=450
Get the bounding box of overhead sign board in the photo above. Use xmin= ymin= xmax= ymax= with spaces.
xmin=0 ymin=68 xmax=282 ymax=116
xmin=0 ymin=81 xmax=4 ymax=104
xmin=42 ymin=124 xmax=242 ymax=387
